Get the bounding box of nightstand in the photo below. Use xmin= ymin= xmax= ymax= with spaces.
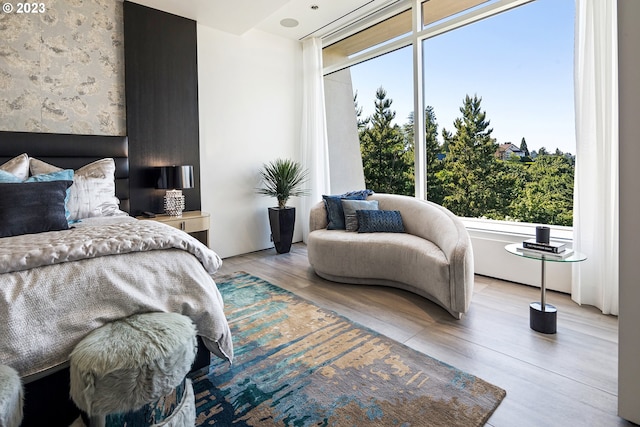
xmin=137 ymin=211 xmax=210 ymax=247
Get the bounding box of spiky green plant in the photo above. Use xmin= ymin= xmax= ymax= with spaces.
xmin=257 ymin=158 xmax=309 ymax=209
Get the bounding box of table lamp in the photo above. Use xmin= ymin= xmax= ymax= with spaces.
xmin=157 ymin=165 xmax=194 ymax=217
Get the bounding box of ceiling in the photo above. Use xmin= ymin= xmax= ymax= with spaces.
xmin=128 ymin=0 xmax=401 ymax=40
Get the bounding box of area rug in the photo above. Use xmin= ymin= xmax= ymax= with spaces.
xmin=191 ymin=272 xmax=506 ymax=426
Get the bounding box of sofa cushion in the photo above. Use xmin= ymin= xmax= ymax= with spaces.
xmin=341 ymin=199 xmax=379 ymax=232
xmin=357 ymin=210 xmax=405 ymax=233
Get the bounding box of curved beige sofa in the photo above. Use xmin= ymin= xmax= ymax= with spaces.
xmin=307 ymin=193 xmax=474 ymax=319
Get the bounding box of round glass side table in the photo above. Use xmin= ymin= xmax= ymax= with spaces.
xmin=505 ymin=243 xmax=587 ymax=334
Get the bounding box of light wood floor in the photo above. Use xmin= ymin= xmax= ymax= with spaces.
xmin=215 ymin=243 xmax=632 ymax=427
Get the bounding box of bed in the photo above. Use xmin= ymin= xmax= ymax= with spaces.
xmin=0 ymin=131 xmax=232 ymax=425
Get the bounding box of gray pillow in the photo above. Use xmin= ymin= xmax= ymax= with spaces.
xmin=0 ymin=153 xmax=29 ymax=181
xmin=341 ymin=199 xmax=379 ymax=232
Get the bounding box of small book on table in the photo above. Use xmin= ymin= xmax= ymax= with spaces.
xmin=522 ymin=238 xmax=566 ymax=253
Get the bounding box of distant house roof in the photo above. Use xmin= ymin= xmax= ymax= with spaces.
xmin=496 ymin=143 xmax=524 ymax=160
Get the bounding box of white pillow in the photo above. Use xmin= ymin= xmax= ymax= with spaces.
xmin=0 ymin=153 xmax=29 ymax=180
xmin=30 ymin=157 xmax=120 ymax=221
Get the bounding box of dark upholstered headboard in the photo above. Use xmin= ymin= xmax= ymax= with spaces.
xmin=0 ymin=131 xmax=130 ymax=213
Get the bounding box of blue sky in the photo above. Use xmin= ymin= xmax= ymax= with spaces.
xmin=350 ymin=0 xmax=576 ymax=154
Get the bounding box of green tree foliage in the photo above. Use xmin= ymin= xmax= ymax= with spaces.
xmin=438 ymin=95 xmax=501 ymax=218
xmin=402 ymin=113 xmax=416 ymax=195
xmin=520 ymin=137 xmax=530 ymax=157
xmin=354 ymin=91 xmax=369 ymax=130
xmin=404 ymin=107 xmax=444 ymax=203
xmin=509 ymin=154 xmax=574 ymax=226
xmin=354 ymin=89 xmax=575 ymax=226
xmin=359 ymin=87 xmax=414 ymax=195
xmin=424 ymin=106 xmax=444 ymax=204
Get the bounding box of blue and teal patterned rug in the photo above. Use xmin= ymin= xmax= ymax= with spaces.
xmin=190 ymin=272 xmax=506 ymax=426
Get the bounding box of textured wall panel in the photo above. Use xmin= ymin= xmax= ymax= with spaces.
xmin=0 ymin=0 xmax=125 ymax=135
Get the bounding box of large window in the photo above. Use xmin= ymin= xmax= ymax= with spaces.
xmin=350 ymin=47 xmax=413 ymax=196
xmin=422 ymin=0 xmax=575 ymax=225
xmin=324 ymin=0 xmax=575 ymax=226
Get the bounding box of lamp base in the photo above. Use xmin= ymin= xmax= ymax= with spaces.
xmin=164 ymin=189 xmax=185 ymax=217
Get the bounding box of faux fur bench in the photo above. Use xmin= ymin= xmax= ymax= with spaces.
xmin=0 ymin=365 xmax=23 ymax=427
xmin=307 ymin=193 xmax=474 ymax=319
xmin=70 ymin=312 xmax=197 ymax=426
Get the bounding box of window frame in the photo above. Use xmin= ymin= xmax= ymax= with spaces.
xmin=322 ymin=0 xmax=572 ymax=240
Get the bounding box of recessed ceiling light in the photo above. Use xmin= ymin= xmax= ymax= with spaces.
xmin=280 ymin=18 xmax=299 ymax=28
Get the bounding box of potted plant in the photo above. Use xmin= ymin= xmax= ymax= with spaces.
xmin=256 ymin=158 xmax=309 ymax=254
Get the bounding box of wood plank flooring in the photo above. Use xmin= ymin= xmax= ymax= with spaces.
xmin=215 ymin=243 xmax=632 ymax=427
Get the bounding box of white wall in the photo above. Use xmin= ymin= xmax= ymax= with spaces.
xmin=617 ymin=0 xmax=640 ymax=423
xmin=468 ymin=229 xmax=572 ymax=293
xmin=323 ymin=69 xmax=366 ymax=194
xmin=197 ymin=26 xmax=303 ymax=258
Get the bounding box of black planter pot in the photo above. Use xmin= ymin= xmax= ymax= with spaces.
xmin=268 ymin=207 xmax=296 ymax=254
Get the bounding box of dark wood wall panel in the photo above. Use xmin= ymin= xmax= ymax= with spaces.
xmin=124 ymin=1 xmax=201 ymax=215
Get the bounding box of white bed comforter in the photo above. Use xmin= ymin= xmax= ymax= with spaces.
xmin=0 ymin=217 xmax=233 ymax=379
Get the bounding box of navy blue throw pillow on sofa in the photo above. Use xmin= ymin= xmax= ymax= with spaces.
xmin=356 ymin=209 xmax=405 ymax=233
xmin=0 ymin=180 xmax=73 ymax=238
xmin=322 ymin=190 xmax=374 ymax=230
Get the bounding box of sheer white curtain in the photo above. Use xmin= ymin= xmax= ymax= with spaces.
xmin=300 ymin=38 xmax=330 ymax=243
xmin=572 ymin=0 xmax=618 ymax=315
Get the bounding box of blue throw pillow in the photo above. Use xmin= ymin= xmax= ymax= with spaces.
xmin=25 ymin=169 xmax=74 ymax=183
xmin=26 ymin=169 xmax=74 ymax=221
xmin=323 ymin=195 xmax=364 ymax=230
xmin=357 ymin=210 xmax=405 ymax=233
xmin=322 ymin=190 xmax=375 ymax=230
xmin=0 ymin=170 xmax=23 ymax=183
xmin=0 ymin=180 xmax=72 ymax=237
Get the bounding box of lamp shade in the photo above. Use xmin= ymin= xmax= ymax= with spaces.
xmin=157 ymin=165 xmax=194 ymax=189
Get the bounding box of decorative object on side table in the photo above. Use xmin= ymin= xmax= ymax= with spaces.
xmin=505 ymin=241 xmax=586 ymax=334
xmin=157 ymin=165 xmax=194 ymax=217
xmin=535 ymin=225 xmax=550 ymax=244
xmin=256 ymin=158 xmax=309 ymax=254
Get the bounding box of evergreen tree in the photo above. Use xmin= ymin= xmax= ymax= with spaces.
xmin=441 ymin=128 xmax=452 ymax=153
xmin=509 ymin=153 xmax=574 ymax=225
xmin=437 ymin=95 xmax=501 ymax=218
xmin=424 ymin=106 xmax=444 ymax=204
xmin=404 ymin=107 xmax=443 ymax=203
xmin=359 ymin=87 xmax=414 ymax=195
xmin=355 ymin=90 xmax=576 ymax=226
xmin=520 ymin=137 xmax=530 ymax=157
xmin=354 ymin=91 xmax=369 ymax=130
xmin=495 ymin=160 xmax=527 ymax=220
xmin=402 ymin=112 xmax=416 ymax=195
